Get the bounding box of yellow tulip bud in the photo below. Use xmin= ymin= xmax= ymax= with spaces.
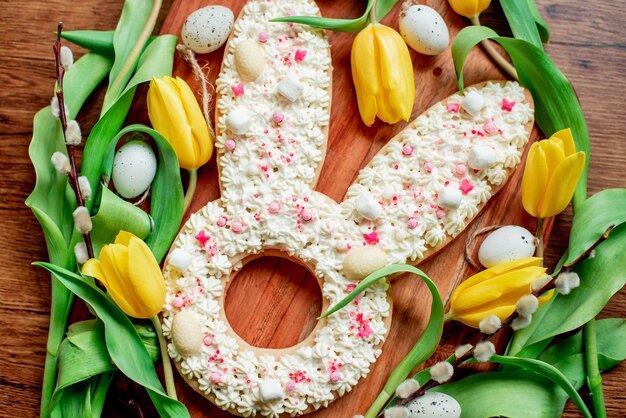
xmin=447 ymin=0 xmax=491 ymax=19
xmin=82 ymin=231 xmax=166 ymax=319
xmin=448 ymin=257 xmax=553 ymax=328
xmin=521 ymin=128 xmax=586 ymax=218
xmin=147 ymin=76 xmax=213 ymax=170
xmin=351 ymin=24 xmax=415 ymax=127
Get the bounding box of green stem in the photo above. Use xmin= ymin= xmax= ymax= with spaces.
xmin=365 ymin=389 xmax=394 ymax=418
xmin=151 ymin=316 xmax=177 ymax=400
xmin=183 ymin=169 xmax=197 ymax=214
xmin=584 ymin=319 xmax=607 ymax=418
xmin=470 ymin=15 xmax=519 ymax=81
xmin=535 ymin=217 xmax=544 ymax=265
xmin=102 ymin=0 xmax=163 ymax=113
xmin=368 ymin=0 xmax=378 ymax=24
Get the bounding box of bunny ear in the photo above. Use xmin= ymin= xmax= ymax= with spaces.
xmin=340 ymin=81 xmax=535 ymax=263
xmin=215 ymin=0 xmax=331 ymax=204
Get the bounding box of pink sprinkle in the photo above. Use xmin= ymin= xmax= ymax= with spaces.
xmin=172 ymin=296 xmax=185 ymax=308
xmin=330 ymin=372 xmax=341 ymax=383
xmin=294 ymin=49 xmax=307 ymax=61
xmin=285 ymin=381 xmax=296 ymax=392
xmin=363 ymin=231 xmax=379 ymax=244
xmin=258 ymin=31 xmax=269 ymax=43
xmin=195 ymin=230 xmax=210 ymax=246
xmin=286 ymin=8 xmax=295 ymax=16
xmin=402 ymin=144 xmax=414 ymax=156
xmin=455 ymin=164 xmax=467 ymax=177
xmin=225 ymin=139 xmax=236 ymax=151
xmin=209 ymin=372 xmax=222 ymax=385
xmin=203 ymin=335 xmax=214 ymax=346
xmin=424 ymin=161 xmax=433 ymax=173
xmin=407 ymin=217 xmax=419 ymax=230
xmin=459 ymin=179 xmax=474 ymax=195
xmin=301 ymin=210 xmax=313 ymax=222
xmin=231 ymin=221 xmax=244 ymax=233
xmin=216 ymin=216 xmax=228 ymax=227
xmin=231 ymin=82 xmax=244 ymax=97
xmin=268 ymin=201 xmax=281 ymax=214
xmin=345 ymin=283 xmax=357 ymax=293
xmin=502 ymin=98 xmax=516 ymax=112
xmin=446 ymin=102 xmax=460 ymax=113
xmin=483 ymin=120 xmax=497 ymax=134
xmin=272 ymin=111 xmax=284 ymax=124
xmin=436 ymin=209 xmax=446 ymax=219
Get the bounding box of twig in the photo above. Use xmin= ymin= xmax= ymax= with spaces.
xmin=470 ymin=15 xmax=519 ymax=81
xmin=54 ymin=23 xmax=95 ymax=261
xmin=176 ymin=44 xmax=216 ymax=139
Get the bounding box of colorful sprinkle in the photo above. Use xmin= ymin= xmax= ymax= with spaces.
xmin=268 ymin=201 xmax=281 ymax=214
xmin=195 ymin=230 xmax=210 ymax=246
xmin=231 ymin=82 xmax=245 ymax=97
xmin=436 ymin=209 xmax=446 ymax=219
xmin=502 ymin=98 xmax=516 ymax=112
xmin=402 ymin=144 xmax=414 ymax=156
xmin=225 ymin=139 xmax=237 ymax=151
xmin=407 ymin=217 xmax=419 ymax=230
xmin=294 ymin=49 xmax=307 ymax=62
xmin=172 ymin=296 xmax=185 ymax=308
xmin=483 ymin=120 xmax=497 ymax=134
xmin=446 ymin=102 xmax=460 ymax=113
xmin=459 ymin=179 xmax=474 ymax=195
xmin=455 ymin=163 xmax=467 ymax=177
xmin=363 ymin=231 xmax=379 ymax=244
xmin=216 ymin=216 xmax=228 ymax=227
xmin=424 ymin=161 xmax=433 ymax=173
xmin=329 ymin=372 xmax=341 ymax=383
xmin=301 ymin=209 xmax=313 ymax=222
xmin=272 ymin=111 xmax=284 ymax=124
xmin=231 ymin=221 xmax=244 ymax=233
xmin=258 ymin=31 xmax=269 ymax=43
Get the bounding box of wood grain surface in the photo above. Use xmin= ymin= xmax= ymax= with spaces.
xmin=0 ymin=0 xmax=624 ymax=417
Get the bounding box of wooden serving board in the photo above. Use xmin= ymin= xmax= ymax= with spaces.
xmin=157 ymin=1 xmax=550 ymax=416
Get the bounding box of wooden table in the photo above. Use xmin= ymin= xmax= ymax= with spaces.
xmin=0 ymin=0 xmax=624 ymax=417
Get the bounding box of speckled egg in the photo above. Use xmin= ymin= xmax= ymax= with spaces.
xmin=478 ymin=225 xmax=536 ymax=268
xmin=112 ymin=141 xmax=157 ymax=199
xmin=399 ymin=5 xmax=449 ymax=55
xmin=406 ymin=392 xmax=461 ymax=417
xmin=182 ymin=6 xmax=234 ymax=54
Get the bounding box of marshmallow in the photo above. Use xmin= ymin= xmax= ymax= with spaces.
xmin=277 ymin=75 xmax=304 ymax=102
xmin=355 ymin=194 xmax=382 ymax=220
xmin=437 ymin=187 xmax=462 ymax=210
xmin=461 ymin=90 xmax=485 ymax=116
xmin=259 ymin=379 xmax=284 ymax=403
xmin=226 ymin=107 xmax=252 ymax=135
xmin=169 ymin=248 xmax=192 ymax=273
xmin=468 ymin=144 xmax=497 ymax=170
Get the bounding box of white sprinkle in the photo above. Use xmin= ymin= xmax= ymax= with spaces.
xmin=395 ymin=379 xmax=420 ymax=399
xmin=78 ymin=176 xmax=91 ymax=201
xmin=74 ymin=242 xmax=89 ymax=264
xmin=384 ymin=406 xmax=410 ymax=418
xmin=516 ymin=294 xmax=539 ymax=316
xmin=511 ymin=314 xmax=532 ymax=330
xmin=430 ymin=361 xmax=454 ymax=383
xmin=60 ymin=45 xmax=74 ymax=70
xmin=474 ymin=341 xmax=496 ymax=362
xmin=531 ymin=275 xmax=552 ymax=292
xmin=555 ymin=271 xmax=580 ymax=295
xmin=51 ymin=151 xmax=70 ymax=174
xmin=65 ymin=120 xmax=82 ymax=146
xmin=479 ymin=314 xmax=501 ymax=335
xmin=454 ymin=344 xmax=473 ymax=359
xmin=73 ymin=206 xmax=92 ymax=234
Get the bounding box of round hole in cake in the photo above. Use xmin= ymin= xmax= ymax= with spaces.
xmin=224 ymin=253 xmax=323 ymax=349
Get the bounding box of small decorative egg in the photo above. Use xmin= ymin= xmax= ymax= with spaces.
xmin=478 ymin=225 xmax=536 ymax=268
xmin=343 ymin=246 xmax=388 ymax=280
xmin=112 ymin=141 xmax=157 ymax=199
xmin=182 ymin=6 xmax=234 ymax=54
xmin=405 ymin=392 xmax=461 ymax=417
xmin=399 ymin=5 xmax=449 ymax=55
xmin=171 ymin=310 xmax=204 ymax=357
xmin=235 ymin=39 xmax=266 ymax=81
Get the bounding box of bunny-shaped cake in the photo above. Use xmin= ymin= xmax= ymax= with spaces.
xmin=160 ymin=0 xmax=534 ymax=416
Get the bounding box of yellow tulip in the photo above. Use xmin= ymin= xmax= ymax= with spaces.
xmin=82 ymin=231 xmax=166 ymax=319
xmin=351 ymin=24 xmax=415 ymax=127
xmin=147 ymin=76 xmax=213 ymax=170
xmin=521 ymin=128 xmax=586 ymax=218
xmin=447 ymin=0 xmax=491 ymax=19
xmin=448 ymin=257 xmax=553 ymax=328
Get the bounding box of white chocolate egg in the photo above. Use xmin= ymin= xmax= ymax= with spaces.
xmin=343 ymin=246 xmax=388 ymax=280
xmin=112 ymin=141 xmax=157 ymax=199
xmin=478 ymin=225 xmax=536 ymax=268
xmin=405 ymin=392 xmax=461 ymax=417
xmin=171 ymin=310 xmax=204 ymax=357
xmin=235 ymin=39 xmax=266 ymax=81
xmin=182 ymin=6 xmax=234 ymax=54
xmin=399 ymin=5 xmax=449 ymax=55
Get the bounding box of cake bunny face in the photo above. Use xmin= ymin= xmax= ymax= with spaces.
xmin=160 ymin=0 xmax=534 ymax=416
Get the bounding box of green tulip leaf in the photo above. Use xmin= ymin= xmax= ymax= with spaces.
xmin=90 ymin=187 xmax=152 ymax=257
xmin=500 ymin=0 xmax=543 ymax=48
xmin=271 ymin=0 xmax=373 ymax=32
xmin=322 ymin=265 xmax=444 ymax=418
xmin=561 ymin=188 xmax=626 ymax=268
xmin=36 ymin=262 xmax=190 ymax=418
xmin=509 ymin=223 xmax=626 ymax=354
xmin=526 ymin=0 xmax=550 ymax=43
xmin=61 ymin=31 xmax=115 ymax=56
xmin=451 ymin=26 xmax=590 ymax=209
xmin=50 ymin=372 xmax=115 ymax=418
xmin=375 ymin=0 xmax=400 ymax=22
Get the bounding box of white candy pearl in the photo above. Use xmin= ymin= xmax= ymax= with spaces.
xmin=277 ymin=75 xmax=304 ymax=102
xmin=437 ymin=188 xmax=462 ymax=210
xmin=226 ymin=107 xmax=252 ymax=135
xmin=356 ymin=194 xmax=382 ymax=220
xmin=462 ymin=90 xmax=485 ymax=116
xmin=468 ymin=145 xmax=497 ymax=170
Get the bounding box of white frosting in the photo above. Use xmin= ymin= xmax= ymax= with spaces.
xmin=161 ymin=0 xmax=534 ymax=416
